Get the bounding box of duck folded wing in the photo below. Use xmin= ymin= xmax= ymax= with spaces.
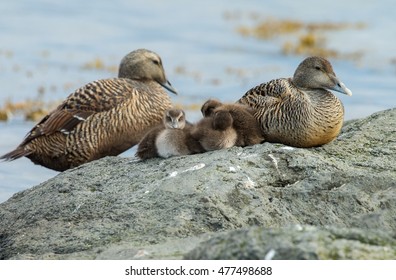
xmin=20 ymin=78 xmax=134 ymax=145
xmin=239 ymin=78 xmax=291 ymax=105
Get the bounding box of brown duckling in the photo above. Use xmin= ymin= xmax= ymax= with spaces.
xmin=136 ymin=109 xmax=203 ymax=159
xmin=191 ymin=110 xmax=238 ymax=151
xmin=201 ymin=99 xmax=264 ymax=147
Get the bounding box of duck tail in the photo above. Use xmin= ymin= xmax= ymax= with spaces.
xmin=0 ymin=146 xmax=32 ymax=161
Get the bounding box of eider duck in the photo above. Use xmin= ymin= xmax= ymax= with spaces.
xmin=191 ymin=110 xmax=238 ymax=151
xmin=238 ymin=56 xmax=352 ymax=148
xmin=136 ymin=109 xmax=203 ymax=159
xmin=1 ymin=49 xmax=177 ymax=171
xmin=201 ymin=99 xmax=265 ymax=147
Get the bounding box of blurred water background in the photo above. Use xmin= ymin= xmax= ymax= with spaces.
xmin=0 ymin=0 xmax=395 ymax=202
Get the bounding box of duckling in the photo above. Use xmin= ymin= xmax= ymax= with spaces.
xmin=238 ymin=56 xmax=352 ymax=147
xmin=0 ymin=49 xmax=177 ymax=171
xmin=136 ymin=109 xmax=203 ymax=159
xmin=201 ymin=99 xmax=264 ymax=146
xmin=191 ymin=110 xmax=238 ymax=151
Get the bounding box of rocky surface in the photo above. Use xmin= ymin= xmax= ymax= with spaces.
xmin=185 ymin=225 xmax=396 ymax=260
xmin=0 ymin=108 xmax=395 ymax=260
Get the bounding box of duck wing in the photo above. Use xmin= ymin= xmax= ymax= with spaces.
xmin=239 ymin=78 xmax=292 ymax=106
xmin=21 ymin=78 xmax=135 ymax=145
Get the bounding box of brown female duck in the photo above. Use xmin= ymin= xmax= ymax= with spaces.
xmin=1 ymin=49 xmax=177 ymax=171
xmin=238 ymin=56 xmax=352 ymax=147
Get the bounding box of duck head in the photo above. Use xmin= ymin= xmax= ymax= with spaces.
xmin=293 ymin=56 xmax=352 ymax=96
xmin=118 ymin=49 xmax=178 ymax=94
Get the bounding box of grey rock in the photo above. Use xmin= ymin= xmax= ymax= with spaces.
xmin=184 ymin=225 xmax=396 ymax=260
xmin=0 ymin=108 xmax=395 ymax=259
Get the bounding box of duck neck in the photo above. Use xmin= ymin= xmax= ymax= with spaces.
xmin=290 ymin=78 xmax=333 ymax=103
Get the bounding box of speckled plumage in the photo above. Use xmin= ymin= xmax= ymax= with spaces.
xmin=1 ymin=49 xmax=177 ymax=171
xmin=136 ymin=109 xmax=203 ymax=159
xmin=238 ymin=56 xmax=352 ymax=148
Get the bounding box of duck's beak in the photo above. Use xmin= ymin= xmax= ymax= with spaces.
xmin=170 ymin=120 xmax=180 ymax=129
xmin=330 ymin=77 xmax=352 ymax=96
xmin=160 ymin=80 xmax=178 ymax=95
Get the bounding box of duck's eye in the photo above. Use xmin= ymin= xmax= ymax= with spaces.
xmin=152 ymin=59 xmax=160 ymax=65
xmin=315 ymin=66 xmax=321 ymax=71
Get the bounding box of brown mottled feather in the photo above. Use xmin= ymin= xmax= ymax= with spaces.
xmin=1 ymin=49 xmax=176 ymax=171
xmin=238 ymin=56 xmax=351 ymax=148
xmin=22 ymin=78 xmax=140 ymax=144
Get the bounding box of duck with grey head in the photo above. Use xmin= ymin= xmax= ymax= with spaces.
xmin=1 ymin=49 xmax=177 ymax=171
xmin=238 ymin=56 xmax=352 ymax=148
